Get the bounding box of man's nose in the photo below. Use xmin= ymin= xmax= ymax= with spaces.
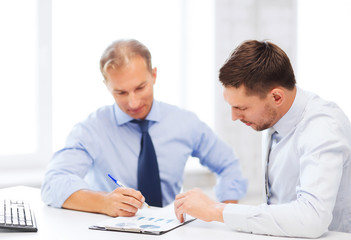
xmin=231 ymin=109 xmax=242 ymax=121
xmin=128 ymin=92 xmax=140 ymax=108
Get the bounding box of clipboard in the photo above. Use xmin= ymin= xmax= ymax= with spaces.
xmin=89 ymin=204 xmax=196 ymax=235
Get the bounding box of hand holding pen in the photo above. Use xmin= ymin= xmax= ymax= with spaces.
xmin=108 ymin=174 xmax=150 ymax=209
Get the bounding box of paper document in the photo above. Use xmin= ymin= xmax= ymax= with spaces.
xmin=89 ymin=203 xmax=195 ymax=235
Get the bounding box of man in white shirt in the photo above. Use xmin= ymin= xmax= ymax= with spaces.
xmin=174 ymin=40 xmax=351 ymax=238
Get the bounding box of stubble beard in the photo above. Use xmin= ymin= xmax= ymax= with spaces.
xmin=254 ymin=103 xmax=277 ymax=131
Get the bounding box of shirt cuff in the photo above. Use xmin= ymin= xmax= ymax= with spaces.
xmin=223 ymin=203 xmax=253 ymax=233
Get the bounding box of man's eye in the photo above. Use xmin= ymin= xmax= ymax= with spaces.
xmin=233 ymin=107 xmax=247 ymax=111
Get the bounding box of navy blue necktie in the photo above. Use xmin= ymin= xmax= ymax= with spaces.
xmin=134 ymin=120 xmax=162 ymax=207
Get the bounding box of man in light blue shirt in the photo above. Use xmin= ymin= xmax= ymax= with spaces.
xmin=41 ymin=39 xmax=247 ymax=217
xmin=174 ymin=40 xmax=351 ymax=238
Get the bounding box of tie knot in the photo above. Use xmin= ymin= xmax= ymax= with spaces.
xmin=133 ymin=119 xmax=149 ymax=132
xmin=272 ymin=131 xmax=281 ymax=143
xmin=268 ymin=127 xmax=276 ymax=136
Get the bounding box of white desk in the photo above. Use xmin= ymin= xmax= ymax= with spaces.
xmin=0 ymin=186 xmax=350 ymax=240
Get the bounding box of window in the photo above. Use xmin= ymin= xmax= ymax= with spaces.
xmin=0 ymin=0 xmax=38 ymax=156
xmin=0 ymin=0 xmax=52 ymax=169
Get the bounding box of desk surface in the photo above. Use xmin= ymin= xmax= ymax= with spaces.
xmin=0 ymin=186 xmax=350 ymax=240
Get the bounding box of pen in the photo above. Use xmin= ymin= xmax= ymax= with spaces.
xmin=108 ymin=174 xmax=150 ymax=208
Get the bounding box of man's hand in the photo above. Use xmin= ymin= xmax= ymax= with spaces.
xmin=62 ymin=187 xmax=145 ymax=217
xmin=174 ymin=188 xmax=226 ymax=223
xmin=102 ymin=187 xmax=145 ymax=217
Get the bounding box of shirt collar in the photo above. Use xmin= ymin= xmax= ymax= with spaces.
xmin=272 ymin=86 xmax=309 ymax=138
xmin=114 ymin=100 xmax=161 ymax=126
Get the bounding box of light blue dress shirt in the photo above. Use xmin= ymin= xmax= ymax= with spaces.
xmin=41 ymin=100 xmax=247 ymax=208
xmin=223 ymin=87 xmax=351 ymax=238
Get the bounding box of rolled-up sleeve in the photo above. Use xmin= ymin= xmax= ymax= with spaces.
xmin=41 ymin=124 xmax=94 ymax=208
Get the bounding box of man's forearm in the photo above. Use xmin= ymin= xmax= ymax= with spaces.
xmin=62 ymin=189 xmax=106 ymax=214
xmin=223 ymin=200 xmax=238 ymax=204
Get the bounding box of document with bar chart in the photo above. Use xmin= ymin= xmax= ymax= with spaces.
xmin=89 ymin=204 xmax=195 ymax=235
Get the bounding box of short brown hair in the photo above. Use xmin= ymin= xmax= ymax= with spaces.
xmin=219 ymin=40 xmax=296 ymax=98
xmin=100 ymin=39 xmax=152 ymax=80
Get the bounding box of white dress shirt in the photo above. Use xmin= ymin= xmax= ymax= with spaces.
xmin=223 ymin=87 xmax=351 ymax=238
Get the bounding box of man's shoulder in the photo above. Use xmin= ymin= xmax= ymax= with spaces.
xmin=298 ymin=93 xmax=351 ymax=137
xmin=155 ymin=101 xmax=212 ymax=137
xmin=304 ymin=94 xmax=347 ymax=121
xmin=157 ymin=101 xmax=198 ymax=119
xmin=80 ymin=104 xmax=115 ymax=126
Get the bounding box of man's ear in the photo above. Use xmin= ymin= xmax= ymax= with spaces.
xmin=270 ymin=88 xmax=285 ymax=106
xmin=152 ymin=67 xmax=157 ymax=84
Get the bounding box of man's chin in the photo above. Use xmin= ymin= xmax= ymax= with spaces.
xmin=128 ymin=110 xmax=149 ymax=120
xmin=129 ymin=114 xmax=146 ymax=120
xmin=246 ymin=123 xmax=263 ymax=131
xmin=255 ymin=126 xmax=271 ymax=132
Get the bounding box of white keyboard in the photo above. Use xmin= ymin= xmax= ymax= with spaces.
xmin=0 ymin=199 xmax=37 ymax=232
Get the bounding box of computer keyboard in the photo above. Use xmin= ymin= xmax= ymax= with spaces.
xmin=0 ymin=199 xmax=37 ymax=232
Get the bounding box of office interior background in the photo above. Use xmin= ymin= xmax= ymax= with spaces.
xmin=0 ymin=0 xmax=350 ymax=204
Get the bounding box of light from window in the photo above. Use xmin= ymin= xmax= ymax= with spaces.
xmin=0 ymin=0 xmax=38 ymax=155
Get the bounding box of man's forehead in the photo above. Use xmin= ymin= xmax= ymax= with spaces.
xmin=223 ymin=86 xmax=262 ymax=106
xmin=223 ymin=85 xmax=246 ymax=99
